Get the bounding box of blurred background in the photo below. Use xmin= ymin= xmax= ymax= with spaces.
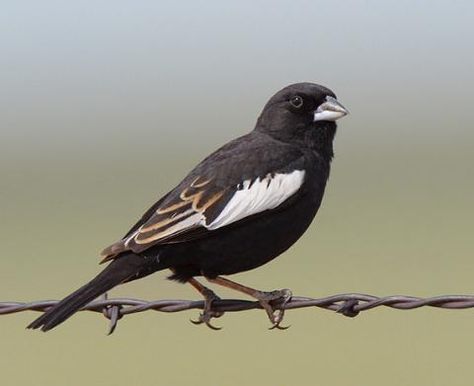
xmin=1 ymin=1 xmax=473 ymax=385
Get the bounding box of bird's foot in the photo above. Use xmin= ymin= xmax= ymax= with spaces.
xmin=190 ymin=288 xmax=224 ymax=330
xmin=254 ymin=288 xmax=292 ymax=330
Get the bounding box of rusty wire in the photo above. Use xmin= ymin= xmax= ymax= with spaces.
xmin=1 ymin=293 xmax=473 ymax=334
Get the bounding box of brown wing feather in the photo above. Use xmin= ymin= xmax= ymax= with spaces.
xmin=100 ymin=176 xmax=230 ymax=262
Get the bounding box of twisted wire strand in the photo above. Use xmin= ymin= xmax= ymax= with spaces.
xmin=1 ymin=293 xmax=473 ymax=334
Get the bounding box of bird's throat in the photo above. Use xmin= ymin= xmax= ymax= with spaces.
xmin=304 ymin=122 xmax=337 ymax=162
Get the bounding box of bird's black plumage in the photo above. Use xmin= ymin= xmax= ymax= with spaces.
xmin=28 ymin=82 xmax=348 ymax=331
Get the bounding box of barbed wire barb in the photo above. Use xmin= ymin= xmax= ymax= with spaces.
xmin=1 ymin=293 xmax=473 ymax=334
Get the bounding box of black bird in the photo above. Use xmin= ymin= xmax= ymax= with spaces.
xmin=28 ymin=82 xmax=348 ymax=331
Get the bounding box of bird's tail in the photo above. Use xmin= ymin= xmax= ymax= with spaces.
xmin=27 ymin=253 xmax=155 ymax=332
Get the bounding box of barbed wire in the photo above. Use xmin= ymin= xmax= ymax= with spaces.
xmin=1 ymin=293 xmax=473 ymax=334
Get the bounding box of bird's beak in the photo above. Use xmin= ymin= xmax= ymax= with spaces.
xmin=313 ymin=96 xmax=349 ymax=122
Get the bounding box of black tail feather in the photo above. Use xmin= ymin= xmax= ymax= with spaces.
xmin=27 ymin=253 xmax=151 ymax=332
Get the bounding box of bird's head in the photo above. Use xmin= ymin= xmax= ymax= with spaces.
xmin=255 ymin=82 xmax=348 ymax=157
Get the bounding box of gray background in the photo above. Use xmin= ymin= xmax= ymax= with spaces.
xmin=1 ymin=1 xmax=473 ymax=385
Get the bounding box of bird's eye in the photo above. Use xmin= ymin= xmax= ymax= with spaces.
xmin=289 ymin=95 xmax=304 ymax=109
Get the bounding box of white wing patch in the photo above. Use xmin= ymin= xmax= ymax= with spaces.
xmin=121 ymin=169 xmax=305 ymax=248
xmin=207 ymin=170 xmax=305 ymax=230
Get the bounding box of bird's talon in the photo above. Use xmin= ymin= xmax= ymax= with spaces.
xmin=205 ymin=321 xmax=222 ymax=331
xmin=255 ymin=288 xmax=292 ymax=329
xmin=190 ymin=289 xmax=224 ymax=330
xmin=269 ymin=323 xmax=291 ymax=330
xmin=190 ymin=312 xmax=222 ymax=330
xmin=190 ymin=317 xmax=202 ymax=325
xmin=267 ymin=308 xmax=291 ymax=330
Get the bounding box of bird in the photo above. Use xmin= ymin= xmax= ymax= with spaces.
xmin=27 ymin=82 xmax=348 ymax=332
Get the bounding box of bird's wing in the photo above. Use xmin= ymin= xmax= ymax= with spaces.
xmin=100 ymin=135 xmax=306 ymax=262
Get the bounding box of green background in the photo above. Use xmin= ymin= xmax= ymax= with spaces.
xmin=1 ymin=1 xmax=473 ymax=385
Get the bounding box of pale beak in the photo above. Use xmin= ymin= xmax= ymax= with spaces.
xmin=313 ymin=96 xmax=349 ymax=122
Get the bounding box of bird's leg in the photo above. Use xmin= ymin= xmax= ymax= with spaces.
xmin=187 ymin=277 xmax=224 ymax=330
xmin=206 ymin=276 xmax=292 ymax=330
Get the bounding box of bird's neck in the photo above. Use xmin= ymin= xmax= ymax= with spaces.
xmin=257 ymin=121 xmax=337 ymax=163
xmin=255 ymin=119 xmax=337 ymax=163
xmin=303 ymin=122 xmax=337 ymax=162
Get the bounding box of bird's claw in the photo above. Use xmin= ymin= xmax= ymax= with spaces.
xmin=190 ymin=288 xmax=224 ymax=330
xmin=255 ymin=288 xmax=292 ymax=330
xmin=190 ymin=316 xmax=222 ymax=331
